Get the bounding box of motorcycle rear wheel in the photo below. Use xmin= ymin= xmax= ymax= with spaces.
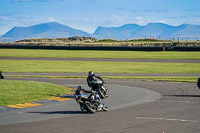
xmin=98 ymin=87 xmax=107 ymax=99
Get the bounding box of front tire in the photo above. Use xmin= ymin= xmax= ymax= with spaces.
xmin=84 ymin=101 xmax=96 ymax=113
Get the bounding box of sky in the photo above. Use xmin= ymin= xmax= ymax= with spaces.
xmin=0 ymin=0 xmax=200 ymax=35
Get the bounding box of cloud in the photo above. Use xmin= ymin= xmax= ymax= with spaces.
xmin=105 ymin=16 xmax=149 ymax=26
xmin=0 ymin=12 xmax=21 ymax=17
xmin=142 ymin=9 xmax=169 ymax=13
xmin=185 ymin=9 xmax=198 ymax=12
xmin=84 ymin=0 xmax=95 ymax=3
xmin=155 ymin=20 xmax=168 ymax=24
xmin=116 ymin=7 xmax=169 ymax=13
xmin=10 ymin=0 xmax=51 ymax=2
xmin=116 ymin=7 xmax=127 ymax=11
xmin=0 ymin=13 xmax=34 ymax=34
xmin=48 ymin=18 xmax=56 ymax=22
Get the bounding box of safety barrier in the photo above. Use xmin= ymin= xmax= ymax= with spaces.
xmin=0 ymin=45 xmax=200 ymax=51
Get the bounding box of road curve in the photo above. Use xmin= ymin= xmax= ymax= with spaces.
xmin=0 ymin=78 xmax=200 ymax=133
xmin=0 ymin=79 xmax=162 ymax=126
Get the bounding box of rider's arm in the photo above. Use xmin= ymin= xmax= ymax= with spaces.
xmin=82 ymin=89 xmax=91 ymax=93
xmin=96 ymin=76 xmax=103 ymax=81
xmin=87 ymin=78 xmax=91 ymax=87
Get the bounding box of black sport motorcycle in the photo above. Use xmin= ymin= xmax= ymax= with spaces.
xmin=74 ymin=87 xmax=107 ymax=113
xmin=0 ymin=71 xmax=4 ymax=79
xmin=91 ymin=79 xmax=108 ymax=99
xmin=197 ymin=77 xmax=200 ymax=89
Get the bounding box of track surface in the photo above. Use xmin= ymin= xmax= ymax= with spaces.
xmin=0 ymin=78 xmax=161 ymax=125
xmin=0 ymin=57 xmax=200 ymax=133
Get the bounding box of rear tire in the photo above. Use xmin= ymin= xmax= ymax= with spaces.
xmin=98 ymin=87 xmax=107 ymax=99
xmin=197 ymin=82 xmax=200 ymax=89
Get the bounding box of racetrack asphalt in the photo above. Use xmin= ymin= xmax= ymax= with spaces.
xmin=0 ymin=57 xmax=200 ymax=133
xmin=0 ymin=78 xmax=162 ymax=125
xmin=0 ymin=78 xmax=200 ymax=133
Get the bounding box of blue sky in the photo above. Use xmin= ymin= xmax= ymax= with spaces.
xmin=0 ymin=0 xmax=200 ymax=35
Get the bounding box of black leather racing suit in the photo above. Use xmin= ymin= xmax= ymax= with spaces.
xmin=87 ymin=74 xmax=103 ymax=91
xmin=197 ymin=78 xmax=200 ymax=89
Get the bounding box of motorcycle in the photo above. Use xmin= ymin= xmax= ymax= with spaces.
xmin=91 ymin=79 xmax=108 ymax=99
xmin=74 ymin=87 xmax=108 ymax=113
xmin=197 ymin=77 xmax=200 ymax=89
xmin=0 ymin=71 xmax=4 ymax=79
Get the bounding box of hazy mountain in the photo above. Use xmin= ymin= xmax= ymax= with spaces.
xmin=93 ymin=24 xmax=143 ymax=40
xmin=1 ymin=22 xmax=200 ymax=41
xmin=1 ymin=22 xmax=92 ymax=40
xmin=172 ymin=24 xmax=200 ymax=37
xmin=93 ymin=23 xmax=200 ymax=40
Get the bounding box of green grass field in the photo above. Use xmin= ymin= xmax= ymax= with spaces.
xmin=0 ymin=80 xmax=70 ymax=106
xmin=0 ymin=49 xmax=200 ymax=59
xmin=1 ymin=60 xmax=200 ymax=73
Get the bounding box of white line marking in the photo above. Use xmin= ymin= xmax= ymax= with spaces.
xmin=156 ymin=100 xmax=200 ymax=104
xmin=136 ymin=117 xmax=197 ymax=123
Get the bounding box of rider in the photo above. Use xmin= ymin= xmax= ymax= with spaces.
xmin=76 ymin=86 xmax=91 ymax=111
xmin=197 ymin=77 xmax=200 ymax=89
xmin=87 ymin=71 xmax=103 ymax=90
xmin=0 ymin=71 xmax=4 ymax=79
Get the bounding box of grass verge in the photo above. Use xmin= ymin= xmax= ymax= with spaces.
xmin=0 ymin=49 xmax=200 ymax=59
xmin=1 ymin=60 xmax=200 ymax=73
xmin=7 ymin=75 xmax=199 ymax=83
xmin=0 ymin=80 xmax=70 ymax=106
xmin=104 ymin=76 xmax=198 ymax=83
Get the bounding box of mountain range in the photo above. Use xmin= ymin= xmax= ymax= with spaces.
xmin=1 ymin=22 xmax=91 ymax=40
xmin=1 ymin=22 xmax=200 ymax=41
xmin=93 ymin=23 xmax=200 ymax=40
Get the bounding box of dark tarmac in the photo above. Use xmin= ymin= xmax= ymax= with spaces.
xmin=0 ymin=78 xmax=200 ymax=133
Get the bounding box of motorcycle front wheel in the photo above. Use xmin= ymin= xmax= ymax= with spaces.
xmin=84 ymin=101 xmax=96 ymax=113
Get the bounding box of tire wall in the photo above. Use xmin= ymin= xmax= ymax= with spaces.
xmin=0 ymin=45 xmax=200 ymax=51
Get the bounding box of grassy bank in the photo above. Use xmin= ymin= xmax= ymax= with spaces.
xmin=1 ymin=60 xmax=200 ymax=73
xmin=0 ymin=80 xmax=70 ymax=106
xmin=0 ymin=49 xmax=200 ymax=59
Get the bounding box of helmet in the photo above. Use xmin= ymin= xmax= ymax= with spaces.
xmin=77 ymin=86 xmax=85 ymax=95
xmin=76 ymin=86 xmax=82 ymax=95
xmin=88 ymin=71 xmax=94 ymax=77
xmin=198 ymin=77 xmax=200 ymax=82
xmin=77 ymin=86 xmax=82 ymax=90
